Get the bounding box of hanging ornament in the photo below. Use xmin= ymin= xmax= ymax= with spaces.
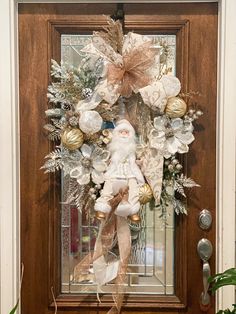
xmin=95 ymin=211 xmax=106 ymax=220
xmin=79 ymin=110 xmax=103 ymax=134
xmin=139 ymin=183 xmax=153 ymax=204
xmin=61 ymin=128 xmax=84 ymax=150
xmin=129 ymin=214 xmax=141 ymax=223
xmin=165 ymin=97 xmax=187 ymax=118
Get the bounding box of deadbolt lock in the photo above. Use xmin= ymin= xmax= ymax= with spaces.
xmin=199 ymin=209 xmax=212 ymax=230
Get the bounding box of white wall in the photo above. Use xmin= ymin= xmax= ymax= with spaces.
xmin=0 ymin=1 xmax=235 ymax=313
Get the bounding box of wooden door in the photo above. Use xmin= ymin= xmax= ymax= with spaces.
xmin=19 ymin=3 xmax=217 ymax=314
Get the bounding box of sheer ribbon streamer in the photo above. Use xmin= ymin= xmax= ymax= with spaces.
xmin=74 ymin=188 xmax=131 ymax=313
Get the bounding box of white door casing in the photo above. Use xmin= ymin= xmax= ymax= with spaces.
xmin=0 ymin=1 xmax=235 ymax=313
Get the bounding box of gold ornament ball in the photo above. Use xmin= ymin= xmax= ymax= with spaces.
xmin=165 ymin=97 xmax=187 ymax=118
xmin=139 ymin=183 xmax=153 ymax=204
xmin=95 ymin=211 xmax=106 ymax=220
xmin=129 ymin=214 xmax=141 ymax=223
xmin=61 ymin=128 xmax=84 ymax=150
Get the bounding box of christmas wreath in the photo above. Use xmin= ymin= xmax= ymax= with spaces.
xmin=42 ymin=18 xmax=202 ymax=313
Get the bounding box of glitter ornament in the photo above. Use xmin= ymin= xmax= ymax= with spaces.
xmin=196 ymin=110 xmax=203 ymax=117
xmin=139 ymin=183 xmax=153 ymax=204
xmin=168 ymin=164 xmax=174 ymax=172
xmin=175 ymin=164 xmax=183 ymax=171
xmin=171 ymin=159 xmax=179 ymax=166
xmin=79 ymin=110 xmax=103 ymax=134
xmin=165 ymin=97 xmax=187 ymax=118
xmin=61 ymin=128 xmax=84 ymax=150
xmin=82 ymin=88 xmax=93 ymax=99
xmin=188 ymin=109 xmax=194 ymax=116
xmin=164 ymin=160 xmax=170 ymax=166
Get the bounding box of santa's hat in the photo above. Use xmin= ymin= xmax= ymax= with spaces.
xmin=114 ymin=119 xmax=135 ymax=137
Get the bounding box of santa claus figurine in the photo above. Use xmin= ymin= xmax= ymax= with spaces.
xmin=95 ymin=119 xmax=145 ymax=220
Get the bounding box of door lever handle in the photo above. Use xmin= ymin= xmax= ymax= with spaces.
xmin=202 ymin=261 xmax=211 ymax=305
xmin=197 ymin=238 xmax=213 ymax=307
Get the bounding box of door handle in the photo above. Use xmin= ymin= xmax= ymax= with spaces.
xmin=197 ymin=238 xmax=213 ymax=307
xmin=202 ymin=261 xmax=211 ymax=305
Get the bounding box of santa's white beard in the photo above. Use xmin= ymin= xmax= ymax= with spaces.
xmin=109 ymin=134 xmax=136 ymax=159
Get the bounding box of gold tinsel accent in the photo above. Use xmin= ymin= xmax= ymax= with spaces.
xmin=61 ymin=128 xmax=84 ymax=150
xmin=139 ymin=183 xmax=153 ymax=204
xmin=165 ymin=97 xmax=187 ymax=118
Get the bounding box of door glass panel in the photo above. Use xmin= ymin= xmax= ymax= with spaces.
xmin=61 ymin=34 xmax=176 ymax=295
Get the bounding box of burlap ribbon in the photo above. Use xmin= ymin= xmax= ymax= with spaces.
xmin=74 ymin=187 xmax=131 ymax=314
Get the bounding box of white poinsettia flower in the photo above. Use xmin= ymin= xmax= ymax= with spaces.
xmin=70 ymin=144 xmax=110 ymax=185
xmin=149 ymin=116 xmax=194 ymax=158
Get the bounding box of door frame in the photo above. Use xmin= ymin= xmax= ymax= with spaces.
xmin=0 ymin=1 xmax=235 ymax=313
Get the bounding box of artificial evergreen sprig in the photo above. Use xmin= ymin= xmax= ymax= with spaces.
xmin=40 ymin=146 xmax=83 ymax=175
xmin=47 ymin=58 xmax=103 ymax=107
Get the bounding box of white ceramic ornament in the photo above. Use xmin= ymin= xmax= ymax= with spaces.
xmin=79 ymin=110 xmax=103 ymax=134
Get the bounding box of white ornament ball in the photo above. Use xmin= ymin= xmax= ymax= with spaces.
xmin=165 ymin=97 xmax=187 ymax=118
xmin=160 ymin=75 xmax=181 ymax=97
xmin=79 ymin=110 xmax=103 ymax=134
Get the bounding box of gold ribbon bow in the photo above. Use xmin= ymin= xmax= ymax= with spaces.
xmin=107 ymin=42 xmax=156 ymax=98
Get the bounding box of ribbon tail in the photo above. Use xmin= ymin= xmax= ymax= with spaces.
xmin=112 ymin=216 xmax=131 ymax=313
xmin=73 ymin=252 xmax=93 ymax=282
xmin=93 ymin=213 xmax=118 ymax=286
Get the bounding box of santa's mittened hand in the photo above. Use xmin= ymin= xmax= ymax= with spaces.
xmin=94 ymin=201 xmax=111 ymax=214
xmin=115 ymin=201 xmax=140 ymax=217
xmin=115 ymin=202 xmax=132 ymax=217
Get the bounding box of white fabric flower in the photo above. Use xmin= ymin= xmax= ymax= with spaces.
xmin=149 ymin=116 xmax=194 ymax=158
xmin=139 ymin=75 xmax=181 ymax=112
xmin=70 ymin=144 xmax=110 ymax=185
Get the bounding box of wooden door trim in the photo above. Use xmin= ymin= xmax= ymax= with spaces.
xmin=47 ymin=19 xmax=189 ymax=310
xmin=50 ymin=294 xmax=186 ymax=309
xmin=2 ymin=1 xmax=235 ymax=313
